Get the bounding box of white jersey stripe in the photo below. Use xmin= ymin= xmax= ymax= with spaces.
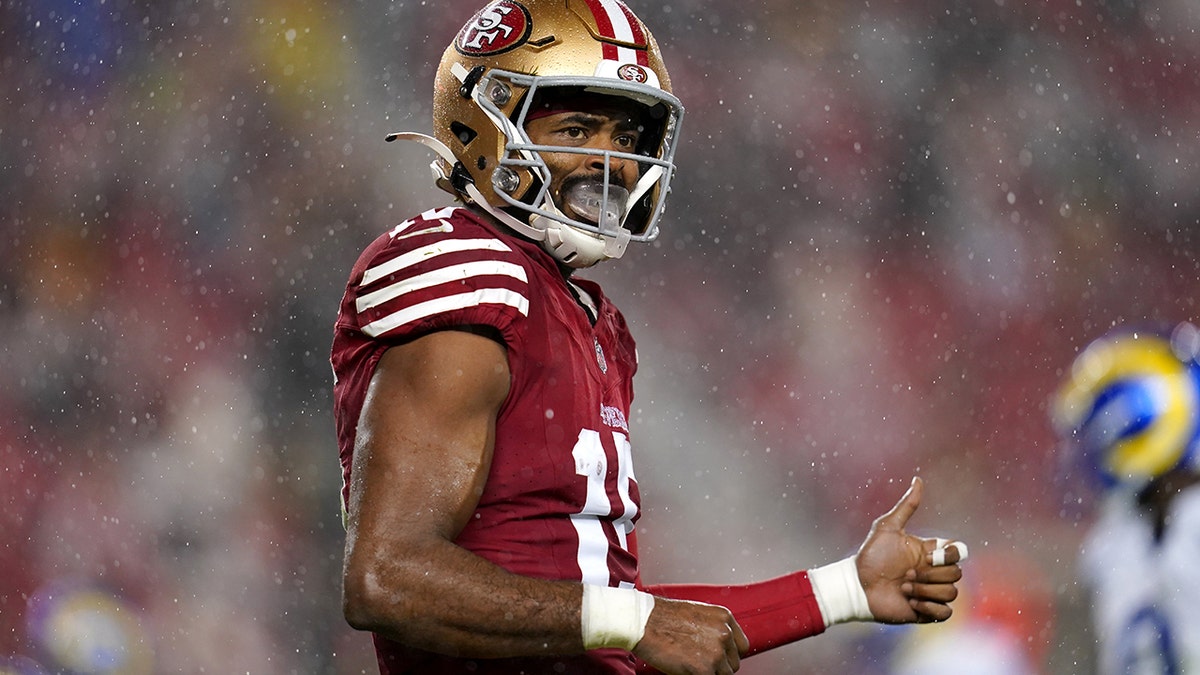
xmin=361 ymin=238 xmax=513 ymax=286
xmin=362 ymin=288 xmax=530 ymax=337
xmin=355 ymin=260 xmax=528 ymax=314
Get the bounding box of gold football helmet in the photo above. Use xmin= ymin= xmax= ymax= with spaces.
xmin=393 ymin=0 xmax=684 ymax=267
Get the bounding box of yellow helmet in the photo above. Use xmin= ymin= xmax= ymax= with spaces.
xmin=418 ymin=0 xmax=684 ymax=267
xmin=1051 ymin=322 xmax=1200 ymax=490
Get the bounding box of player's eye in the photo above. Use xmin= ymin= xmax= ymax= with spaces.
xmin=615 ymin=133 xmax=639 ymax=149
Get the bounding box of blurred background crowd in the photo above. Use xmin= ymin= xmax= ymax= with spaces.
xmin=2 ymin=0 xmax=1197 ymax=672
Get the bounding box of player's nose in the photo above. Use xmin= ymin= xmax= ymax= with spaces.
xmin=584 ymin=145 xmax=630 ymax=181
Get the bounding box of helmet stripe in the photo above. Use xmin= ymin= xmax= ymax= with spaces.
xmin=583 ymin=0 xmax=650 ymax=66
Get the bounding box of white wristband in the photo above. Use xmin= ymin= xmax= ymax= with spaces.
xmin=808 ymin=556 xmax=873 ymax=625
xmin=580 ymin=585 xmax=656 ymax=651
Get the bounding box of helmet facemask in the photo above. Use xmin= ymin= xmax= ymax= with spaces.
xmin=469 ymin=69 xmax=682 ymax=266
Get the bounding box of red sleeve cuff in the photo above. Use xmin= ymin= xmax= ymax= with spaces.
xmin=642 ymin=570 xmax=825 ymax=656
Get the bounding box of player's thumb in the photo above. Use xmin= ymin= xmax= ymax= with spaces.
xmin=875 ymin=476 xmax=923 ymax=531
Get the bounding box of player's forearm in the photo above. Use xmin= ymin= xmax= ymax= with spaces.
xmin=343 ymin=537 xmax=586 ymax=658
xmin=642 ymin=570 xmax=825 ymax=656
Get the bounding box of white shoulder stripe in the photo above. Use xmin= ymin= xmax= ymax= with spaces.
xmin=361 ymin=288 xmax=530 ymax=338
xmin=387 ymin=207 xmax=462 ymax=237
xmin=356 ymin=260 xmax=528 ymax=314
xmin=361 ymin=238 xmax=513 ymax=286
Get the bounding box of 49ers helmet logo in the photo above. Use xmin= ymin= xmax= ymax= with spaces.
xmin=455 ymin=0 xmax=533 ymax=57
xmin=617 ymin=64 xmax=648 ymax=83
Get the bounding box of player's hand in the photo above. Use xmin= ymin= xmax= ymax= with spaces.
xmin=632 ymin=597 xmax=749 ymax=675
xmin=854 ymin=477 xmax=963 ymax=624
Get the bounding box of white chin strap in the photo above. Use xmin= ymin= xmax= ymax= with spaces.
xmin=533 ymin=211 xmax=630 ymax=268
xmin=385 ymin=131 xmax=629 ymax=269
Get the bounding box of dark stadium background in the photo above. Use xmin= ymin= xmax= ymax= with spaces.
xmin=2 ymin=1 xmax=1197 ymax=672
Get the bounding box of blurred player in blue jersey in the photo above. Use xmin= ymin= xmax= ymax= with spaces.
xmin=1052 ymin=321 xmax=1200 ymax=674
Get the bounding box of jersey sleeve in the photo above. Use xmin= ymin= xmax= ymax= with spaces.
xmin=347 ymin=208 xmax=531 ymax=346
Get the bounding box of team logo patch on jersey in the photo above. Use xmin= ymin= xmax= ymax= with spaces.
xmin=617 ymin=64 xmax=648 ymax=83
xmin=456 ymin=0 xmax=533 ymax=57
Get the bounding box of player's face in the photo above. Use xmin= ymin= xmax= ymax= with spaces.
xmin=524 ymin=104 xmax=645 ymax=225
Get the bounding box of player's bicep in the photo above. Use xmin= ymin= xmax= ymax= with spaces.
xmin=346 ymin=329 xmax=510 ymax=547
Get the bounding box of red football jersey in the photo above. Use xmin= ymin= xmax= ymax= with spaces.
xmin=331 ymin=206 xmax=642 ymax=674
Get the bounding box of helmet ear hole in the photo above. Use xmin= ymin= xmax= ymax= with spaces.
xmin=450 ymin=122 xmax=477 ymax=146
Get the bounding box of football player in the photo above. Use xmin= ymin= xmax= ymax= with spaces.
xmin=1052 ymin=322 xmax=1200 ymax=674
xmin=331 ymin=1 xmax=966 ymax=673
